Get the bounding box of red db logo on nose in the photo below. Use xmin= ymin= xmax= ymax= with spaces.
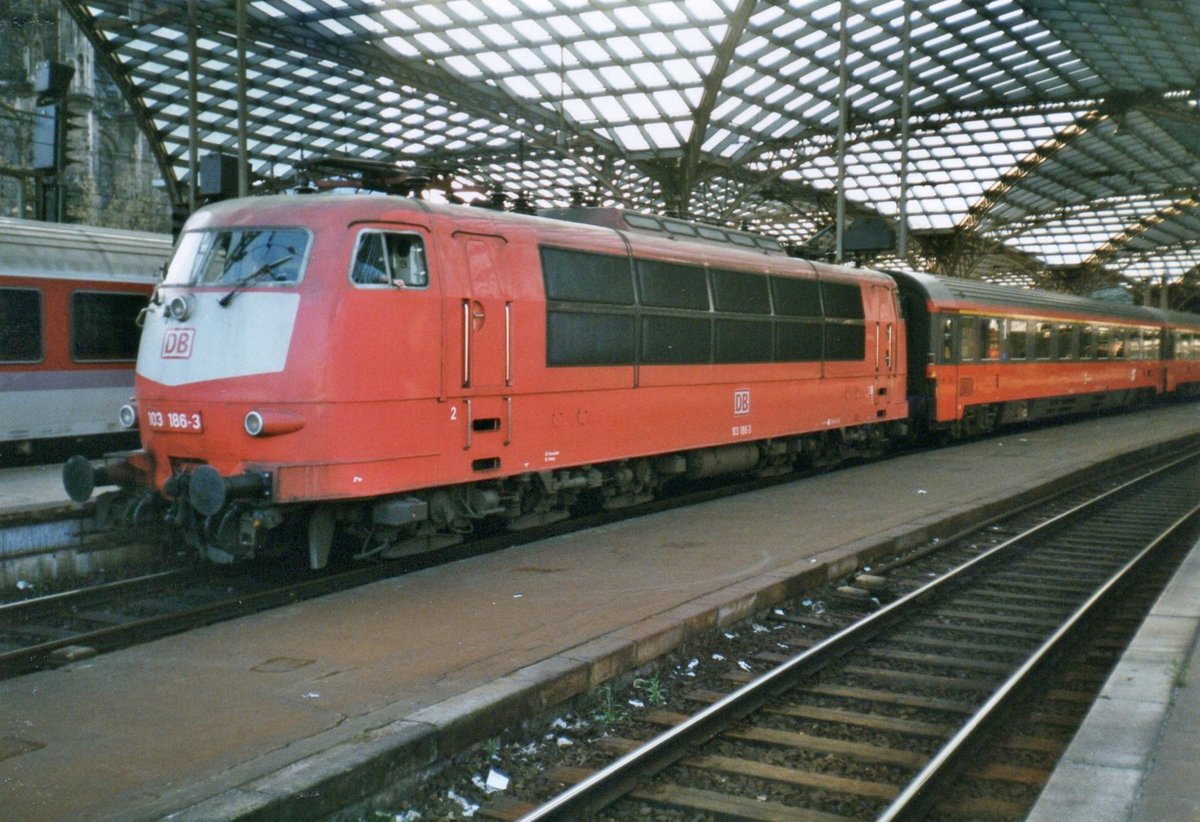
xmin=162 ymin=328 xmax=195 ymax=359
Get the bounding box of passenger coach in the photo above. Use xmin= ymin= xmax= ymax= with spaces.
xmin=1 ymin=218 xmax=168 ymax=460
xmin=892 ymin=271 xmax=1173 ymax=437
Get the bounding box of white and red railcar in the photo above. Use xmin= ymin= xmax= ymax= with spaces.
xmin=0 ymin=217 xmax=168 ymax=461
xmin=66 ymin=194 xmax=908 ymax=565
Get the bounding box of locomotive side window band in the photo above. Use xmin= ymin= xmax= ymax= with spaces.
xmin=716 ymin=318 xmax=773 ymax=362
xmin=712 ymin=269 xmax=771 ymax=314
xmin=542 ymin=247 xmax=634 ymax=305
xmin=542 ymin=248 xmax=637 ymax=366
xmin=637 ymin=259 xmax=710 ymax=310
xmin=541 ymin=246 xmax=867 ymax=367
xmin=350 ymin=231 xmax=429 ymax=287
xmin=771 ymin=276 xmax=822 ymax=317
xmin=546 ymin=311 xmax=636 ymax=366
xmin=165 ymin=227 xmax=311 ymax=286
xmin=641 ymin=315 xmax=711 ymax=363
xmin=71 ymin=291 xmax=145 ymax=361
xmin=0 ymin=287 xmax=42 ymax=362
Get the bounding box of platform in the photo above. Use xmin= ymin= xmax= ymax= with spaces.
xmin=1028 ymin=518 xmax=1200 ymax=820
xmin=0 ymin=463 xmax=74 ymax=519
xmin=2 ymin=404 xmax=1200 ymax=820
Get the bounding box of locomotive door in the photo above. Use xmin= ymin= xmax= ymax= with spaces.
xmin=869 ymin=284 xmax=899 ymax=406
xmin=455 ymin=232 xmax=511 ymax=392
xmin=448 ymin=231 xmax=513 ymax=453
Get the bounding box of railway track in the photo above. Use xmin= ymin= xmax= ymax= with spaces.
xmin=0 ymin=463 xmax=805 ymax=681
xmin=483 ymin=449 xmax=1200 ymax=820
xmin=0 ymin=561 xmax=422 ymax=679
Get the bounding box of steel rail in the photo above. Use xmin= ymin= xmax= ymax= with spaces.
xmin=0 ymin=562 xmax=409 ymax=679
xmin=518 ymin=448 xmax=1200 ymax=820
xmin=879 ymin=486 xmax=1200 ymax=819
xmin=0 ymin=568 xmax=187 ymax=618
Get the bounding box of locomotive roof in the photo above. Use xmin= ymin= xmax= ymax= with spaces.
xmin=538 ymin=207 xmax=787 ymax=256
xmin=889 ymin=269 xmax=1162 ymax=324
xmin=190 ymin=193 xmax=890 ymax=284
xmin=0 ymin=217 xmax=172 ymax=284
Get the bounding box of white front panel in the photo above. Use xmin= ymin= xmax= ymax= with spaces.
xmin=137 ymin=292 xmax=301 ymax=386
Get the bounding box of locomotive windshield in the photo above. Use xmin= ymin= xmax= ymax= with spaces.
xmin=164 ymin=228 xmax=310 ymax=287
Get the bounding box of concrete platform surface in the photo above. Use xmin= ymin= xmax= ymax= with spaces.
xmin=1028 ymin=523 xmax=1200 ymax=821
xmin=0 ymin=463 xmax=72 ymax=518
xmin=1 ymin=404 xmax=1199 ymax=820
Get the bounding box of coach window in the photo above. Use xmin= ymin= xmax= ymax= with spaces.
xmin=1096 ymin=326 xmax=1112 ymax=359
xmin=0 ymin=287 xmax=42 ymax=362
xmin=938 ymin=316 xmax=954 ymax=363
xmin=71 ymin=292 xmax=144 ymax=361
xmin=1146 ymin=329 xmax=1161 ymax=359
xmin=1054 ymin=324 xmax=1076 ymax=360
xmin=1034 ymin=322 xmax=1053 ymax=359
xmin=1007 ymin=319 xmax=1028 ymax=360
xmin=351 ymin=231 xmax=428 ymax=287
xmin=1111 ymin=328 xmax=1127 ymax=359
xmin=1079 ymin=325 xmax=1095 ymax=359
xmin=959 ymin=316 xmax=978 ymax=362
xmin=1127 ymin=329 xmax=1144 ymax=360
xmin=980 ymin=318 xmax=1000 ymax=360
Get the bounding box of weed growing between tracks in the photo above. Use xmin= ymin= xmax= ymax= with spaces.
xmin=362 ymin=595 xmax=850 ymax=820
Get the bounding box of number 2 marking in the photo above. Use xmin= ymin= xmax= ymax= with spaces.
xmin=450 ymin=406 xmax=458 ymax=421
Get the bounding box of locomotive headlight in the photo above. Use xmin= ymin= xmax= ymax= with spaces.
xmin=118 ymin=402 xmax=138 ymax=429
xmin=245 ymin=409 xmax=306 ymax=437
xmin=244 ymin=411 xmax=265 ymax=437
xmin=167 ymin=293 xmax=195 ymax=321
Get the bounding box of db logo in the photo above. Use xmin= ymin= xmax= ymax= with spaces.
xmin=733 ymin=389 xmax=751 ymax=416
xmin=162 ymin=328 xmax=195 ymax=359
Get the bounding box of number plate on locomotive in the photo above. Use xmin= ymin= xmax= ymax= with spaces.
xmin=146 ymin=409 xmax=204 ymax=433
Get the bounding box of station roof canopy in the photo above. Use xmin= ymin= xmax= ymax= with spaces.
xmin=67 ymin=0 xmax=1200 ymax=285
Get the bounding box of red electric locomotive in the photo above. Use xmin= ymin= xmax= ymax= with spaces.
xmin=65 ymin=195 xmax=909 ymax=566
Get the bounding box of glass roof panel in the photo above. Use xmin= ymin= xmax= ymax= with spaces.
xmin=53 ymin=0 xmax=1200 ymax=288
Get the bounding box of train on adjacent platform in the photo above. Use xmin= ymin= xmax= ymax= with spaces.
xmin=1 ymin=218 xmax=171 ymax=463
xmin=61 ymin=195 xmax=1200 ymax=567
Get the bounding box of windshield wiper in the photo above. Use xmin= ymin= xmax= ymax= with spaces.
xmin=217 ymin=254 xmax=294 ymax=307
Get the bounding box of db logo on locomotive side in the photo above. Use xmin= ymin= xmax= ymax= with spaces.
xmin=162 ymin=328 xmax=196 ymax=359
xmin=733 ymin=389 xmax=751 ymax=416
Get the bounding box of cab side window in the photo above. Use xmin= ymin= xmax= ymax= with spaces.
xmin=351 ymin=232 xmax=429 ymax=288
